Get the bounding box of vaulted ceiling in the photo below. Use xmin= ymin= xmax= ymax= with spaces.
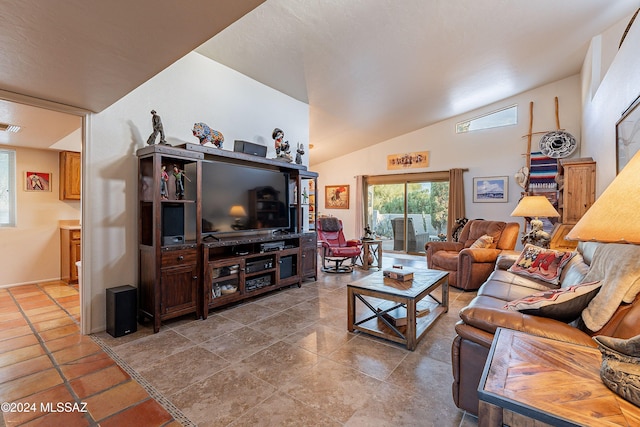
xmin=0 ymin=0 xmax=637 ymax=160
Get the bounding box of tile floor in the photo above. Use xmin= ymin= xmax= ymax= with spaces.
xmin=2 ymin=255 xmax=479 ymax=426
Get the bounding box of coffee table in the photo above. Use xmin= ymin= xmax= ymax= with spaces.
xmin=347 ymin=269 xmax=448 ymax=350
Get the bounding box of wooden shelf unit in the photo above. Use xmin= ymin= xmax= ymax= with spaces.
xmin=137 ymin=144 xmax=318 ymax=332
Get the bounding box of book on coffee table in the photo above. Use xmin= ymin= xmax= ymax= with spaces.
xmin=383 ymin=268 xmax=414 ymax=281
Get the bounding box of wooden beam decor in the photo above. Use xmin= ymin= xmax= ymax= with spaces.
xmin=386 ymin=151 xmax=429 ymax=170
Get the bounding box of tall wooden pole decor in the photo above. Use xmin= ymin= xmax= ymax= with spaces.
xmin=514 ymin=101 xmax=535 ymax=195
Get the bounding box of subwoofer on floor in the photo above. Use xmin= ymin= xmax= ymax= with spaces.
xmin=106 ymin=285 xmax=137 ymax=338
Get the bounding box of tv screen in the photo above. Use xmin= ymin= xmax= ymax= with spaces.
xmin=196 ymin=160 xmax=290 ymax=235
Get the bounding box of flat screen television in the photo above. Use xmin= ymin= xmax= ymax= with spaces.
xmin=194 ymin=160 xmax=290 ymax=236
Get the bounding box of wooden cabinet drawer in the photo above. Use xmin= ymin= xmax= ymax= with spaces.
xmin=161 ymin=249 xmax=197 ymax=267
xmin=300 ymin=234 xmax=316 ymax=246
xmin=70 ymin=230 xmax=81 ymax=240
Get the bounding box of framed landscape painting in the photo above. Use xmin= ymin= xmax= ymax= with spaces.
xmin=473 ymin=176 xmax=508 ymax=203
xmin=325 ymin=185 xmax=349 ymax=209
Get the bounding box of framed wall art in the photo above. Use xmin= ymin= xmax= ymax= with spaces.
xmin=325 ymin=185 xmax=349 ymax=209
xmin=473 ymin=176 xmax=508 ymax=203
xmin=25 ymin=171 xmax=51 ymax=192
xmin=616 ymin=93 xmax=640 ymax=174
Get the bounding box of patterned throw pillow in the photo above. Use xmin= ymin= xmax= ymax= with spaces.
xmin=469 ymin=234 xmax=494 ymax=249
xmin=504 ymin=281 xmax=602 ymax=322
xmin=508 ymin=244 xmax=575 ymax=285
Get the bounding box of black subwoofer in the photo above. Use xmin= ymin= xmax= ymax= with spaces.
xmin=106 ymin=285 xmax=137 ymax=338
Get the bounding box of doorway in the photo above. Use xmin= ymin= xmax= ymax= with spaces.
xmin=365 ymin=173 xmax=449 ymax=255
xmin=0 ymin=90 xmax=88 ymax=333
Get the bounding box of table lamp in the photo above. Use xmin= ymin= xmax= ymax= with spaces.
xmin=566 ymin=150 xmax=640 ymax=244
xmin=510 ymin=195 xmax=560 ymax=247
xmin=229 ymin=205 xmax=247 ymax=230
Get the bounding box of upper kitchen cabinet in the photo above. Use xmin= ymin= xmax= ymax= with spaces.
xmin=59 ymin=151 xmax=81 ymax=200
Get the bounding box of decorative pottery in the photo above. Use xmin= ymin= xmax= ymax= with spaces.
xmin=593 ymin=335 xmax=640 ymax=407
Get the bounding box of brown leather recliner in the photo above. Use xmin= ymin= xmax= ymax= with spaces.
xmin=425 ymin=220 xmax=520 ymax=290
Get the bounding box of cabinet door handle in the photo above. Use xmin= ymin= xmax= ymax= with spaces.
xmin=177 ymin=255 xmax=184 ymax=261
xmin=192 ymin=276 xmax=198 ymax=280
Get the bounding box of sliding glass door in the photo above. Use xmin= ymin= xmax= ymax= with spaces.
xmin=365 ymin=173 xmax=449 ymax=255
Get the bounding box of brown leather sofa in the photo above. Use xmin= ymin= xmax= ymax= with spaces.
xmin=425 ymin=220 xmax=520 ymax=290
xmin=451 ymin=242 xmax=640 ymax=415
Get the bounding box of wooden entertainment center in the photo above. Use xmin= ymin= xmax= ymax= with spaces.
xmin=137 ymin=143 xmax=318 ymax=333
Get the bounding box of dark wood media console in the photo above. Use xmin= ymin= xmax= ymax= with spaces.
xmin=137 ymin=144 xmax=318 ymax=332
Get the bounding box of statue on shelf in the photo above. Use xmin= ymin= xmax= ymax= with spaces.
xmin=192 ymin=122 xmax=224 ymax=148
xmin=160 ymin=165 xmax=169 ymax=200
xmin=272 ymin=128 xmax=292 ymax=162
xmin=146 ymin=110 xmax=168 ymax=145
xmin=172 ymin=165 xmax=190 ymax=200
xmin=295 ymin=143 xmax=305 ymax=164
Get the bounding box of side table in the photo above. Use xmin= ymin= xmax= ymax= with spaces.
xmin=478 ymin=328 xmax=640 ymax=427
xmin=359 ymin=239 xmax=382 ymax=270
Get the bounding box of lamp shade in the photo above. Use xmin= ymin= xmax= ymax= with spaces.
xmin=510 ymin=195 xmax=560 ymax=218
xmin=566 ymin=150 xmax=640 ymax=244
xmin=229 ymin=205 xmax=247 ymax=217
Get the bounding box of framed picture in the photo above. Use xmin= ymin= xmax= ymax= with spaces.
xmin=473 ymin=176 xmax=508 ymax=203
xmin=616 ymin=93 xmax=640 ymax=174
xmin=325 ymin=185 xmax=349 ymax=209
xmin=25 ymin=171 xmax=51 ymax=192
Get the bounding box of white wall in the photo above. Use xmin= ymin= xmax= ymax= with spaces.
xmin=313 ymin=75 xmax=582 ymax=239
xmin=84 ymin=52 xmax=309 ymax=333
xmin=0 ymin=147 xmax=81 ymax=286
xmin=582 ymin=13 xmax=640 ymax=194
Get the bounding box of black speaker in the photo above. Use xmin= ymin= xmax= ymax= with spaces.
xmin=288 ymin=206 xmax=297 ymax=233
xmin=106 ymin=285 xmax=137 ymax=338
xmin=279 ymin=255 xmax=295 ymax=279
xmin=162 ymin=203 xmax=184 ymax=245
xmin=233 ymin=140 xmax=267 ymax=157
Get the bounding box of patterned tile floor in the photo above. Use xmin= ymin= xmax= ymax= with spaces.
xmin=1 ymin=255 xmax=479 ymax=426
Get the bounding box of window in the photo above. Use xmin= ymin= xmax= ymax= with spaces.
xmin=456 ymin=105 xmax=517 ymax=133
xmin=0 ymin=149 xmax=16 ymax=227
xmin=364 ymin=172 xmax=450 ymax=254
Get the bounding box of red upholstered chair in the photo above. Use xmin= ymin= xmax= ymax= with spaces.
xmin=316 ymin=217 xmax=362 ymax=273
xmin=425 ymin=219 xmax=520 ymax=290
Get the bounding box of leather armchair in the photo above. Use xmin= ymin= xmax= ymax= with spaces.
xmin=425 ymin=220 xmax=520 ymax=290
xmin=317 ymin=217 xmax=362 ymax=273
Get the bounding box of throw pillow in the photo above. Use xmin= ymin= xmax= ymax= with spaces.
xmin=469 ymin=234 xmax=494 ymax=249
xmin=508 ymin=244 xmax=575 ymax=285
xmin=504 ymin=281 xmax=602 ymax=322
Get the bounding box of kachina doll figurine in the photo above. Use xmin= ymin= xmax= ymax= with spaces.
xmin=146 ymin=110 xmax=167 ymax=145
xmin=272 ymin=128 xmax=292 ymax=162
xmin=172 ymin=165 xmax=190 ymax=199
xmin=295 ymin=143 xmax=305 ymax=164
xmin=160 ymin=165 xmax=169 ymax=199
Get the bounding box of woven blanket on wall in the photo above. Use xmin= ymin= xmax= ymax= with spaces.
xmin=529 ymin=151 xmax=558 ymax=190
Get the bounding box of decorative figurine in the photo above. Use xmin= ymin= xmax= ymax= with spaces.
xmin=363 ymin=225 xmax=373 ymax=240
xmin=160 ymin=165 xmax=169 ymax=199
xmin=272 ymin=128 xmax=292 ymax=162
xmin=192 ymin=122 xmax=224 ymax=148
xmin=295 ymin=143 xmax=305 ymax=164
xmin=172 ymin=165 xmax=190 ymax=200
xmin=521 ymin=219 xmax=552 ymax=248
xmin=146 ymin=110 xmax=167 ymax=145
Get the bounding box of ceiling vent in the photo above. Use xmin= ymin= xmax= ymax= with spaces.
xmin=0 ymin=123 xmax=21 ymax=133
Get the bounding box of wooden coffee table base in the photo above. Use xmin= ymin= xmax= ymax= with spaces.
xmin=347 ymin=270 xmax=448 ymax=350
